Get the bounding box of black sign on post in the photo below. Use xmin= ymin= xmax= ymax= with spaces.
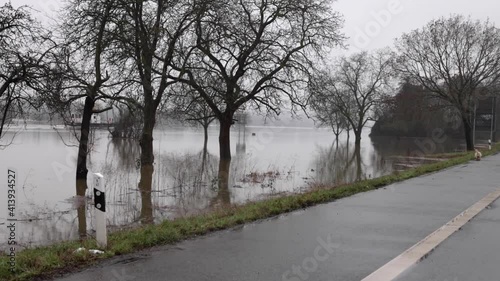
xmin=94 ymin=188 xmax=106 ymax=212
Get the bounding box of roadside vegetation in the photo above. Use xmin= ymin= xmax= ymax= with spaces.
xmin=1 ymin=143 xmax=499 ymax=281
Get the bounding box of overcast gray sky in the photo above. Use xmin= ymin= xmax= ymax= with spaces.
xmin=4 ymin=0 xmax=500 ymax=54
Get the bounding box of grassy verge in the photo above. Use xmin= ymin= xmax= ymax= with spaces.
xmin=427 ymin=151 xmax=471 ymax=159
xmin=2 ymin=144 xmax=500 ymax=280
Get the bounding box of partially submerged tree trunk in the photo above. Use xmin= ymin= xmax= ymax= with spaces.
xmin=76 ymin=95 xmax=95 ymax=195
xmin=140 ymin=111 xmax=155 ymax=166
xmin=219 ymin=113 xmax=233 ymax=163
xmin=138 ymin=164 xmax=154 ymax=224
xmin=117 ymin=0 xmax=196 ymax=224
xmin=138 ymin=105 xmax=156 ymax=224
xmin=217 ymin=158 xmax=231 ymax=204
xmin=76 ymin=190 xmax=87 ymax=239
xmin=75 ymin=95 xmax=94 ymax=238
xmin=176 ymin=0 xmax=344 ymax=206
xmin=217 ymin=112 xmax=233 ymax=200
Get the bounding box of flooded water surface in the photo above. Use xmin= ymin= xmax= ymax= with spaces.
xmin=0 ymin=125 xmax=463 ymax=251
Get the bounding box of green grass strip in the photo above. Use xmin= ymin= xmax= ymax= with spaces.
xmin=1 ymin=144 xmax=499 ymax=280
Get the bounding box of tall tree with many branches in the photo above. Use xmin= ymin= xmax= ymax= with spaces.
xmin=394 ymin=15 xmax=500 ymax=151
xmin=176 ymin=0 xmax=345 ymax=192
xmin=0 ymin=3 xmax=50 ymax=144
xmin=309 ymin=51 xmax=393 ymax=148
xmin=169 ymin=82 xmax=218 ymax=154
xmin=310 ymin=94 xmax=349 ymax=145
xmin=51 ymin=0 xmax=133 ymax=196
xmin=44 ymin=0 xmax=134 ymax=236
xmin=111 ymin=0 xmax=199 ymax=223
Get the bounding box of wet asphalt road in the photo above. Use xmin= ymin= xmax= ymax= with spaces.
xmin=395 ymin=193 xmax=500 ymax=281
xmin=55 ymin=154 xmax=500 ymax=281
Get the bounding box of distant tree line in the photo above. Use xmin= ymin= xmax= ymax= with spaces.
xmin=371 ymin=81 xmax=465 ymax=138
xmin=309 ymin=15 xmax=500 ymax=151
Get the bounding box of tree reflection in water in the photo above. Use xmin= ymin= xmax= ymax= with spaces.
xmin=10 ymin=130 xmax=467 ymax=250
xmin=158 ymin=150 xmax=220 ymax=216
xmin=74 ymin=127 xmax=250 ymax=230
xmin=74 ymin=135 xmax=403 ymax=237
xmin=311 ymin=142 xmax=382 ymax=187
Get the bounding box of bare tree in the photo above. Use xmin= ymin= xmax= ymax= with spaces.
xmin=176 ymin=0 xmax=345 ymax=191
xmin=187 ymin=99 xmax=216 ymax=153
xmin=394 ymin=15 xmax=500 ymax=150
xmin=46 ymin=0 xmax=135 ymax=200
xmin=41 ymin=0 xmax=135 ymax=236
xmin=309 ymin=51 xmax=393 ymax=147
xmin=310 ymin=92 xmax=349 ymax=145
xmin=110 ymin=0 xmax=199 ymax=224
xmin=168 ymin=79 xmax=221 ymax=153
xmin=55 ymin=0 xmax=123 ymax=193
xmin=172 ymin=97 xmax=217 ymax=153
xmin=109 ymin=105 xmax=143 ymax=139
xmin=0 ymin=3 xmax=49 ymax=143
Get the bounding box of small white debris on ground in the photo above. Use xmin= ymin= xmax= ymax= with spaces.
xmin=74 ymin=247 xmax=105 ymax=255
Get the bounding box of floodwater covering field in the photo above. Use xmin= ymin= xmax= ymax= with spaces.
xmin=0 ymin=124 xmax=462 ymax=251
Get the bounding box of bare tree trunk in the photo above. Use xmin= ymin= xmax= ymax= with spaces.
xmin=138 ymin=106 xmax=155 ymax=224
xmin=76 ymin=188 xmax=87 ymax=239
xmin=203 ymin=123 xmax=209 ymax=154
xmin=217 ymin=158 xmax=231 ymax=204
xmin=140 ymin=109 xmax=155 ymax=165
xmin=0 ymin=92 xmax=13 ymax=140
xmin=462 ymin=115 xmax=474 ymax=151
xmin=219 ymin=116 xmax=232 ymax=162
xmin=354 ymin=129 xmax=362 ymax=148
xmin=200 ymin=119 xmax=211 ymax=185
xmin=74 ymin=95 xmax=94 ymax=238
xmin=138 ymin=164 xmax=154 ymax=224
xmin=200 ymin=148 xmax=208 ymax=178
xmin=354 ymin=145 xmax=362 ymax=181
xmin=218 ymin=113 xmax=233 ymax=200
xmin=76 ymin=96 xmax=95 ymax=195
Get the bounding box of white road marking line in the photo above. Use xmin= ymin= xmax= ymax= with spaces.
xmin=361 ymin=187 xmax=500 ymax=281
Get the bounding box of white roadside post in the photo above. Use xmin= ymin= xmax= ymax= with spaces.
xmin=93 ymin=173 xmax=107 ymax=249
